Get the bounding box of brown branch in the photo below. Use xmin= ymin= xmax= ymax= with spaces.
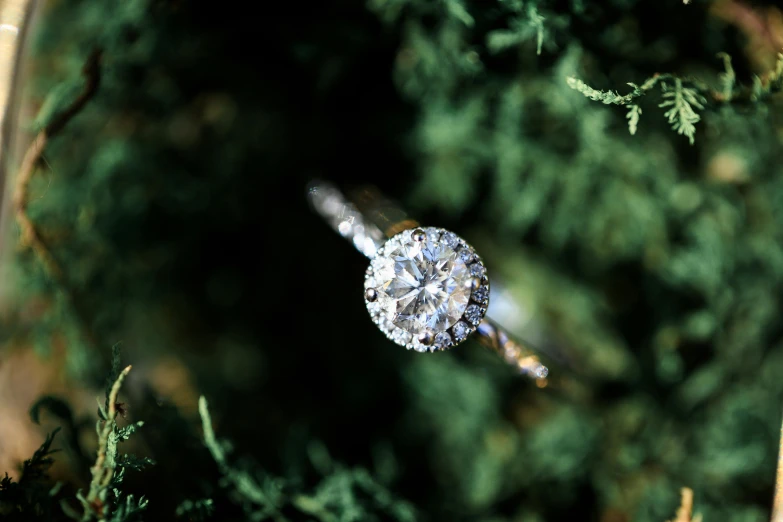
xmin=13 ymin=49 xmax=102 ymax=345
xmin=772 ymin=417 xmax=783 ymax=522
xmin=45 ymin=49 xmax=102 ymax=136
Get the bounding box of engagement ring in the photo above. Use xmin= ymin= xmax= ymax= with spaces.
xmin=308 ymin=181 xmax=549 ymax=384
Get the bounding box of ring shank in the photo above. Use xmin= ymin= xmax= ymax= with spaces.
xmin=307 ymin=180 xmax=549 ymax=384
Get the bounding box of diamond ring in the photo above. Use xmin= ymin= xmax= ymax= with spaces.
xmin=308 ymin=181 xmax=549 ymax=383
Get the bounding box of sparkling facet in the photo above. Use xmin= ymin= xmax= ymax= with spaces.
xmin=374 ymin=232 xmax=471 ymax=338
xmin=465 ymin=304 xmax=483 ymax=325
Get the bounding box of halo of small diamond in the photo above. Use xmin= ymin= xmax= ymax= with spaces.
xmin=364 ymin=227 xmax=489 ymax=352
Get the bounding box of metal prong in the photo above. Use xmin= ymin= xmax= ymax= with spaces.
xmin=365 ymin=288 xmax=378 ymax=302
xmin=411 ymin=228 xmax=426 ymax=242
xmin=418 ymin=331 xmax=434 ymax=346
xmin=468 ymin=277 xmax=481 ymax=291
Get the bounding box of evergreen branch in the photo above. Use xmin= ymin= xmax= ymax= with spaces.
xmin=13 ymin=49 xmax=103 ymax=348
xmin=566 ymin=74 xmax=665 ymax=106
xmin=198 ymin=396 xmax=285 ymax=521
xmin=773 ymin=416 xmax=783 ymax=522
xmin=81 ymin=365 xmax=132 ymax=521
xmin=659 ymin=78 xmax=705 ymax=145
xmin=199 ymin=397 xmax=416 ymax=521
xmin=568 ymin=73 xmax=708 ymax=142
xmin=568 ymin=54 xmax=783 ymax=142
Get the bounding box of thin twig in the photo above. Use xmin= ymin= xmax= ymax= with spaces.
xmin=81 ymin=364 xmax=132 ymax=522
xmin=13 ymin=49 xmax=102 ymax=345
xmin=772 ymin=416 xmax=783 ymax=522
xmin=668 ymin=488 xmax=702 ymax=522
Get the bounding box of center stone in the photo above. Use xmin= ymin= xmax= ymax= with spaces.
xmin=375 ymin=234 xmax=471 ymax=336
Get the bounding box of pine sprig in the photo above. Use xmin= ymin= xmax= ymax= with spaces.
xmin=566 ymin=75 xmax=663 ymax=106
xmin=568 ymin=52 xmax=783 ymax=143
xmin=659 ymin=78 xmax=705 ymax=145
xmin=70 ymin=353 xmax=152 ymax=522
xmin=568 ymin=74 xmax=706 ymax=142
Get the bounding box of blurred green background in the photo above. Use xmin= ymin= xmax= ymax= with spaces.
xmin=2 ymin=0 xmax=783 ymax=521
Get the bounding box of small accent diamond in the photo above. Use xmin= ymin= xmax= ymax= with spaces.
xmin=465 ymin=304 xmax=483 ymax=325
xmin=442 ymin=232 xmax=459 ymax=248
xmin=469 ymin=263 xmax=485 ymax=277
xmin=434 ymin=332 xmax=452 ymax=350
xmin=472 ymin=286 xmax=489 ymax=303
xmin=392 ymin=329 xmax=412 ymax=345
xmin=459 ymin=248 xmax=475 ymax=263
xmin=452 ymin=321 xmax=469 ymax=341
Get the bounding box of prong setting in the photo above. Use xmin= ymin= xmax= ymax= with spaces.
xmin=411 ymin=228 xmax=426 ymax=242
xmin=418 ymin=331 xmax=434 ymax=346
xmin=364 ymin=287 xmax=378 ymax=302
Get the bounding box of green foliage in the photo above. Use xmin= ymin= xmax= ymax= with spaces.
xmin=198 ymin=397 xmax=416 ymax=522
xmin=175 ymin=498 xmax=215 ymax=521
xmin=0 ymin=429 xmax=63 ymax=521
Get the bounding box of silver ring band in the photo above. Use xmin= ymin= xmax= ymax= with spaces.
xmin=307 ymin=180 xmax=549 ymax=384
